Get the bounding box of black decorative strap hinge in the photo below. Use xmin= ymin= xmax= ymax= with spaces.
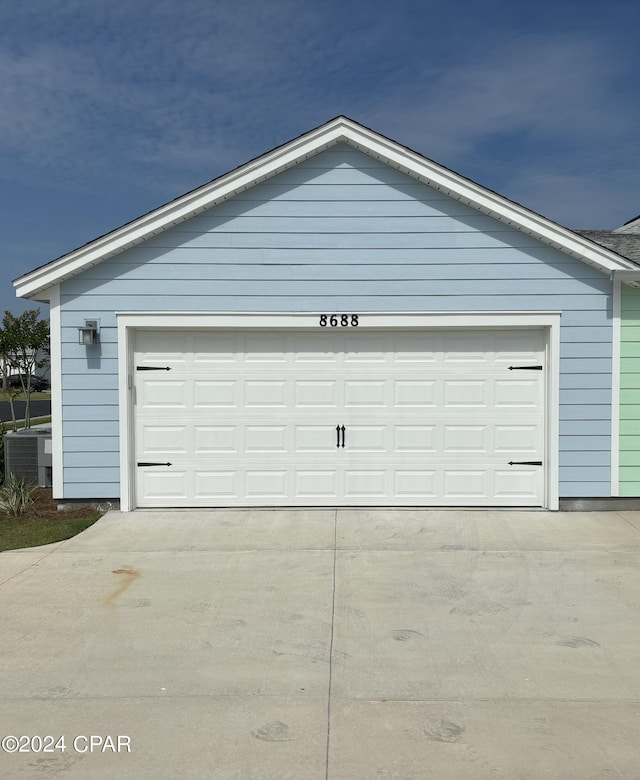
xmin=137 ymin=461 xmax=172 ymax=467
xmin=508 ymin=461 xmax=543 ymax=466
xmin=508 ymin=365 xmax=543 ymax=371
xmin=136 ymin=366 xmax=171 ymax=371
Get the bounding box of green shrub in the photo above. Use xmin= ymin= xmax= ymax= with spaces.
xmin=0 ymin=474 xmax=36 ymax=517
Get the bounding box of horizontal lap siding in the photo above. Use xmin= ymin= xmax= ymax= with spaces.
xmin=620 ymin=285 xmax=640 ymax=495
xmin=59 ymin=144 xmax=612 ymax=499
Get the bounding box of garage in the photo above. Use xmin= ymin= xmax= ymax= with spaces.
xmin=132 ymin=324 xmax=547 ymax=508
xmin=23 ymin=116 xmax=627 ymax=511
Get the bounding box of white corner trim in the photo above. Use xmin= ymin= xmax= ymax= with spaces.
xmin=117 ymin=317 xmax=134 ymax=512
xmin=48 ymin=286 xmax=64 ymax=499
xmin=611 ymin=279 xmax=621 ymax=496
xmin=117 ymin=310 xmax=560 ymax=511
xmin=546 ymin=317 xmax=561 ymax=510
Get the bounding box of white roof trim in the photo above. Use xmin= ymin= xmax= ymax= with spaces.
xmin=14 ymin=116 xmax=638 ymax=299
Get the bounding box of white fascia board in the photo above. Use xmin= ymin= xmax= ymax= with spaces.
xmin=14 ymin=116 xmax=635 ymax=299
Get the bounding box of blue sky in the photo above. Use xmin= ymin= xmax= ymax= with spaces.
xmin=2 ymin=0 xmax=639 ymax=315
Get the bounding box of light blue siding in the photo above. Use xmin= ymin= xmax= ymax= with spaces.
xmin=59 ymin=144 xmax=613 ymax=500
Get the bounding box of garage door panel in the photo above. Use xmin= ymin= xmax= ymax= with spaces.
xmin=294 ymin=470 xmax=339 ymax=498
xmin=140 ymin=469 xmax=189 ymax=500
xmin=244 ymin=380 xmax=288 ymax=407
xmin=194 ymin=426 xmax=237 ymax=453
xmin=136 ymin=331 xmax=189 ymax=364
xmin=244 ymin=425 xmax=288 ymax=453
xmin=242 ymin=333 xmax=291 ymax=362
xmin=344 ymin=380 xmax=386 ymax=407
xmin=393 ymin=381 xmax=437 ymax=407
xmin=193 ymin=331 xmax=240 ymax=362
xmin=443 ymin=425 xmax=488 ymax=453
xmin=194 ymin=470 xmax=238 ymax=498
xmin=139 ymin=425 xmax=188 ymax=454
xmin=443 ymin=380 xmax=489 ymax=407
xmin=294 ymin=380 xmax=338 ymax=408
xmin=344 ymin=333 xmax=386 ymax=363
xmin=294 ymin=425 xmax=338 ymax=452
xmin=344 ymin=470 xmax=387 ymax=498
xmin=134 ymin=327 xmax=546 ymax=507
xmin=245 ymin=471 xmax=288 ymax=498
xmin=394 ymin=470 xmax=438 ymax=498
xmin=344 ymin=425 xmax=387 ymax=452
xmin=494 ymin=468 xmax=542 ymax=500
xmin=393 ymin=332 xmax=438 ymax=362
xmin=494 ymin=425 xmax=542 ymax=453
xmin=494 ymin=379 xmax=542 ymax=407
xmin=394 ymin=425 xmax=437 ymax=452
xmin=443 ymin=469 xmax=488 ymax=498
xmin=194 ymin=380 xmax=236 ymax=407
xmin=139 ymin=379 xmax=188 ymax=408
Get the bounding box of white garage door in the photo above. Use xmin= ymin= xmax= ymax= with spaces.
xmin=133 ymin=328 xmax=546 ymax=507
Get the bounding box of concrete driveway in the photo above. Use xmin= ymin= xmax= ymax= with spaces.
xmin=2 ymin=508 xmax=640 ymax=778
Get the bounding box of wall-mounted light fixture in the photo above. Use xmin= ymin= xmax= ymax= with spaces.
xmin=78 ymin=319 xmax=99 ymax=346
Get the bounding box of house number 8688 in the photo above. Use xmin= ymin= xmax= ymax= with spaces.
xmin=319 ymin=314 xmax=359 ymax=327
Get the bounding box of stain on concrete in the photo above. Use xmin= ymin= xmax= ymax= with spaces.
xmin=392 ymin=629 xmax=423 ymax=642
xmin=556 ymin=636 xmax=601 ymax=648
xmin=188 ymin=602 xmax=211 ymax=613
xmin=440 ymin=544 xmax=474 ymax=551
xmin=424 ymin=719 xmax=465 ymax=743
xmin=34 ymin=685 xmax=72 ymax=698
xmin=28 ymin=753 xmax=83 ymax=774
xmin=103 ymin=566 xmax=141 ymax=605
xmin=449 ymin=600 xmax=509 ymax=616
xmin=251 ymin=721 xmax=294 ymax=742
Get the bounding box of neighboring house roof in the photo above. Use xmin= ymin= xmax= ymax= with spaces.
xmin=576 ymin=231 xmax=640 ymax=264
xmin=616 ymin=214 xmax=640 ymax=234
xmin=14 ymin=116 xmax=640 ymax=301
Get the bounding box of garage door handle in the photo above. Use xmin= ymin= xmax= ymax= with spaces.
xmin=336 ymin=425 xmax=345 ymax=448
xmin=137 ymin=461 xmax=172 ymax=467
xmin=508 ymin=461 xmax=542 ymax=466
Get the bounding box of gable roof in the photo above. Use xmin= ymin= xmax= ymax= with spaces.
xmin=14 ymin=115 xmax=640 ymax=301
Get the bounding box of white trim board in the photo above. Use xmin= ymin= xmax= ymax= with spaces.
xmin=611 ymin=279 xmax=621 ymax=496
xmin=15 ymin=117 xmax=638 ymax=301
xmin=117 ymin=311 xmax=560 ymax=511
xmin=48 ymin=285 xmax=64 ymax=499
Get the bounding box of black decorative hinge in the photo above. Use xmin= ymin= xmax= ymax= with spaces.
xmin=508 ymin=461 xmax=542 ymax=466
xmin=137 ymin=462 xmax=172 ymax=467
xmin=137 ymin=366 xmax=171 ymax=371
xmin=508 ymin=365 xmax=542 ymax=371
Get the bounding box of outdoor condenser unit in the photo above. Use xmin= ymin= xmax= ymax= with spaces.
xmin=4 ymin=427 xmax=52 ymax=487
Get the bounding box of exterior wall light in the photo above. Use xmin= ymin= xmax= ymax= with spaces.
xmin=78 ymin=320 xmax=99 ymax=345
